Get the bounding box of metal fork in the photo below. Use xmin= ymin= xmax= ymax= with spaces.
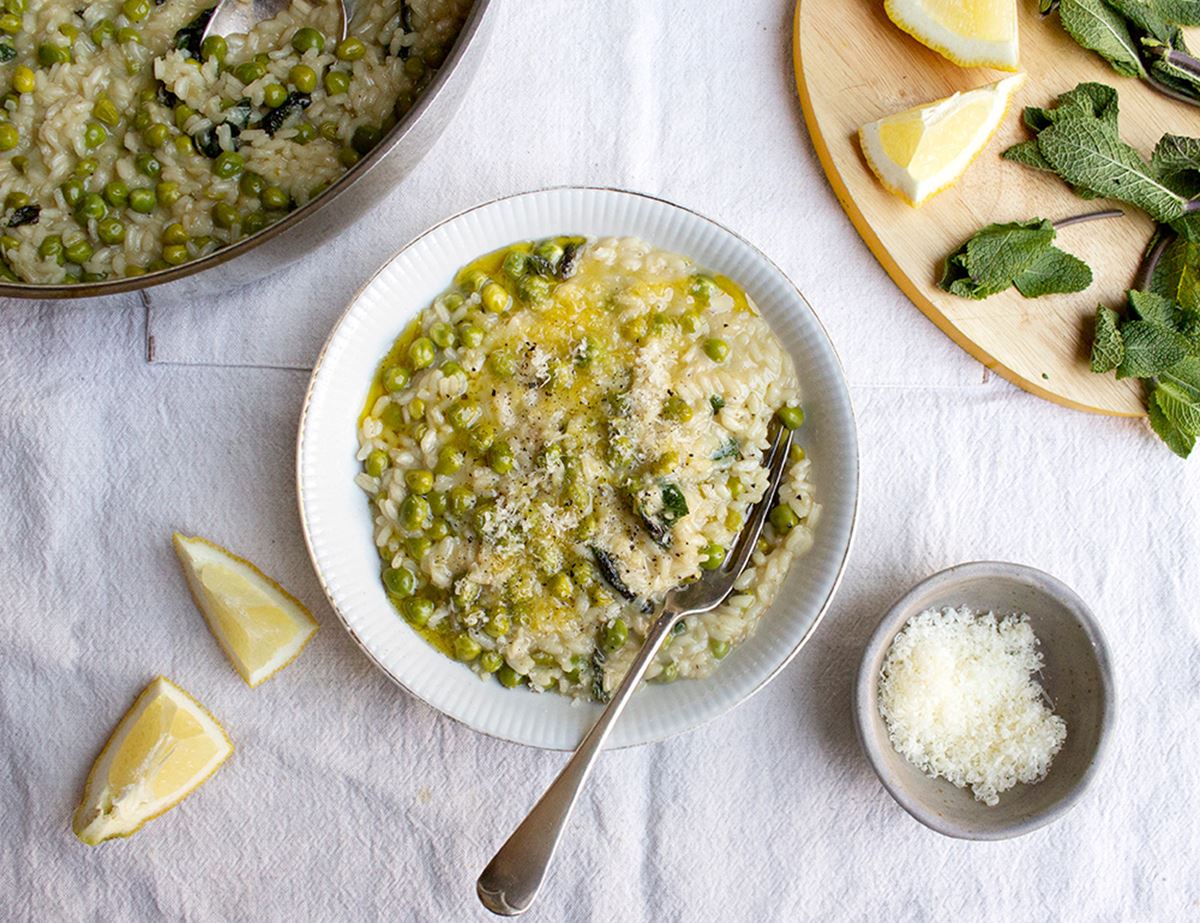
xmin=476 ymin=424 xmax=795 ymax=916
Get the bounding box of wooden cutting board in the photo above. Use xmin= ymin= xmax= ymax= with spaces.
xmin=790 ymin=0 xmax=1194 ymax=416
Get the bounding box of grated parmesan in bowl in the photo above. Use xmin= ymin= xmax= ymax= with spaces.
xmin=877 ymin=606 xmax=1067 ymax=806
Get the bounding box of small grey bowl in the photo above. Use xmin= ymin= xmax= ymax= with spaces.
xmin=854 ymin=561 xmax=1115 ymax=840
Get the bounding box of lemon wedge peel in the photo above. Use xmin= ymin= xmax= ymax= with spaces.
xmin=858 ymin=73 xmax=1025 ymax=207
xmin=884 ymin=0 xmax=1020 ymax=71
xmin=173 ymin=534 xmax=319 ymax=688
xmin=72 ymin=676 xmax=233 ymax=846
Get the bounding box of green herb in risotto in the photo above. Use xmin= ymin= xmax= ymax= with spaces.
xmin=0 ymin=0 xmax=470 ymax=284
xmin=356 ymin=236 xmax=819 ymax=701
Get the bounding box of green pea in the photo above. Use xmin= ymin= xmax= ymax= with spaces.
xmin=501 ymin=250 xmax=528 ymax=280
xmin=440 ymin=361 xmax=463 ymax=378
xmin=481 ymin=282 xmax=511 ymax=314
xmin=38 ymin=235 xmax=64 ymax=264
xmin=453 ymin=633 xmax=481 ymax=662
xmin=468 ymin=422 xmax=496 ymax=454
xmin=427 ymin=491 xmax=448 ymax=518
xmin=324 ymin=69 xmax=350 ymax=95
xmin=400 ymin=494 xmax=432 ymax=531
xmin=200 ymin=34 xmax=227 ymax=63
xmin=0 ymin=9 xmax=15 ymax=30
xmin=0 ymin=122 xmax=17 ymax=151
xmin=212 ymin=150 xmax=244 ymax=179
xmin=121 ymin=0 xmax=150 ymax=22
xmin=173 ymin=103 xmax=194 ymax=131
xmin=653 ymin=663 xmax=679 ymax=684
xmin=163 ymin=222 xmax=188 ymax=245
xmin=703 ymin=338 xmax=729 ymax=362
xmin=338 ymin=146 xmax=359 ymax=168
xmin=170 ymin=134 xmax=192 ymax=157
xmin=548 ymin=573 xmax=574 ymax=601
xmin=488 ymin=349 xmax=516 ymax=378
xmin=116 ymin=26 xmax=141 ymax=45
xmin=243 ymin=210 xmax=267 ymax=234
xmin=233 ymin=61 xmax=265 ymax=84
xmin=96 ymin=217 xmax=125 ymax=245
xmin=3 ymin=191 xmax=27 ymax=210
xmin=349 ymin=123 xmax=380 ymax=155
xmin=382 ymin=365 xmax=409 ymax=393
xmin=661 ymin=395 xmax=693 ymax=422
xmin=435 ymin=445 xmax=465 ymax=476
xmin=408 ymin=336 xmax=435 ymax=369
xmin=127 ymin=186 xmax=156 ymax=213
xmin=37 ymin=43 xmax=71 ymax=66
xmin=336 ymin=36 xmax=366 ymax=61
xmin=382 ymin=566 xmax=416 ymax=598
xmin=484 ymin=609 xmax=510 ymax=639
xmin=90 ymin=19 xmax=116 ymax=46
xmin=700 ymin=542 xmax=726 ymax=570
xmin=261 ymin=185 xmax=290 ymax=210
xmin=603 ymin=618 xmax=628 ymax=653
xmin=11 ymin=65 xmax=35 ymax=95
xmin=406 ymin=535 xmax=432 ymax=560
xmin=74 ymin=157 xmax=98 ymax=178
xmin=255 ymin=82 xmax=286 ymax=109
xmin=318 ymin=120 xmax=339 ymax=142
xmin=83 ymin=122 xmax=107 ymax=148
xmin=135 ymin=152 xmax=160 ymax=178
xmin=487 ymin=440 xmax=514 ymax=474
xmin=63 ymin=237 xmax=93 ymax=264
xmin=364 ymin=449 xmax=388 ymax=477
xmin=679 ymin=310 xmax=702 ymax=335
xmin=448 ymin=485 xmax=476 ymax=517
xmin=496 ymin=664 xmax=524 ymax=688
xmin=238 ymin=172 xmax=265 ymax=199
xmin=212 ymin=201 xmax=239 ymax=229
xmin=519 ymin=274 xmax=551 ymax=303
xmin=448 ymin=401 xmax=480 ymax=430
xmin=156 ymin=181 xmax=180 ymax=207
xmin=768 ymin=503 xmax=799 ymax=533
xmin=292 ymin=26 xmax=325 ymax=53
xmin=427 ymin=321 xmax=455 ymax=349
xmin=76 ymin=193 xmax=107 ymax=222
xmin=289 ymin=64 xmax=317 ymax=93
xmin=423 ymin=517 xmax=447 ymax=542
xmin=407 ymin=397 xmax=425 ymax=419
xmin=479 ymin=651 xmax=503 ymax=673
xmin=690 ymin=274 xmax=720 ymax=305
xmin=457 ymin=322 xmax=484 ymax=348
xmin=401 ymin=596 xmax=433 ymax=627
xmin=143 ymin=122 xmax=170 ymax=148
xmin=100 ymin=180 xmax=128 ymax=208
xmin=709 ymin=638 xmax=731 ymax=659
xmin=404 ymin=469 xmax=434 ymax=495
xmin=293 ymin=120 xmax=316 ymax=144
xmin=776 ymin=405 xmax=805 ymax=430
xmin=162 ymin=244 xmax=189 ymax=265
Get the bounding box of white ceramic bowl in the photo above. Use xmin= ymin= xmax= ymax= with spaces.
xmin=855 ymin=562 xmax=1115 ymax=839
xmin=297 ymin=187 xmax=859 ymax=749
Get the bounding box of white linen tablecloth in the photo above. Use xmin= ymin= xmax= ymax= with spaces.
xmin=2 ymin=1 xmax=1197 ymax=920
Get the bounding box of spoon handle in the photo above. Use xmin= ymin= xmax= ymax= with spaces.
xmin=475 ymin=603 xmax=683 ymax=916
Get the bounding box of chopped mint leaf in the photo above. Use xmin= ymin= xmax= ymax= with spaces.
xmin=1091 ymin=306 xmax=1125 ymax=372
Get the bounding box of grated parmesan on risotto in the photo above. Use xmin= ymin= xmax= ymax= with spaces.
xmin=878 ymin=606 xmax=1068 ymax=806
xmin=355 ymin=236 xmax=819 ymax=701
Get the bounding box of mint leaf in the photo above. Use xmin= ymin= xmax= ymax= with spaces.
xmin=1129 ymin=288 xmax=1185 ymax=325
xmin=940 ymin=220 xmax=1057 ymax=299
xmin=1156 ymin=378 xmax=1200 ymax=431
xmin=1036 ymin=115 xmax=1189 ymax=222
xmin=1160 ymin=354 xmax=1200 ymax=399
xmin=1058 ymin=0 xmax=1148 ymax=77
xmin=1104 ymin=0 xmax=1178 ymax=41
xmin=1091 ymin=305 xmax=1126 ymax=371
xmin=1004 ymin=139 xmax=1056 ymax=172
xmin=1013 ymin=247 xmax=1093 ymax=296
xmin=1116 ymin=319 xmax=1191 ymax=376
xmin=1150 ymin=133 xmax=1200 ymax=195
xmin=1149 ymin=234 xmax=1200 ymax=310
xmin=1149 ymin=386 xmax=1197 ymax=456
xmin=1151 ymin=0 xmax=1200 ymax=25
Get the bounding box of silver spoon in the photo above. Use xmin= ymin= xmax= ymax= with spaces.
xmin=476 ymin=424 xmax=795 ymax=916
xmin=201 ymin=0 xmax=349 ymax=45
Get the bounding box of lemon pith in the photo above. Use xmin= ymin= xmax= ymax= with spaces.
xmin=859 ymin=74 xmax=1024 ymax=206
xmin=173 ymin=534 xmax=319 ymax=688
xmin=72 ymin=676 xmax=232 ymax=845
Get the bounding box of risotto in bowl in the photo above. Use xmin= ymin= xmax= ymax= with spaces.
xmin=298 ymin=188 xmax=859 ymax=748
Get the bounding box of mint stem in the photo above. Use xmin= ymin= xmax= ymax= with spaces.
xmin=1052 ymin=209 xmax=1124 ymax=230
xmin=1135 ymin=226 xmax=1174 ymax=293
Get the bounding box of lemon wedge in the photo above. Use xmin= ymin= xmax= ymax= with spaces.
xmin=885 ymin=0 xmax=1019 ymax=70
xmin=73 ymin=676 xmax=232 ymax=845
xmin=859 ymin=74 xmax=1024 ymax=207
xmin=173 ymin=534 xmax=318 ymax=688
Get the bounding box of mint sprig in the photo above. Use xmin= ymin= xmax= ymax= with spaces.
xmin=1046 ymin=0 xmax=1200 ymax=105
xmin=939 ymin=213 xmax=1116 ymax=300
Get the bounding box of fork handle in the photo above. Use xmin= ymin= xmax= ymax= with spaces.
xmin=476 ymin=602 xmax=684 ymax=916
